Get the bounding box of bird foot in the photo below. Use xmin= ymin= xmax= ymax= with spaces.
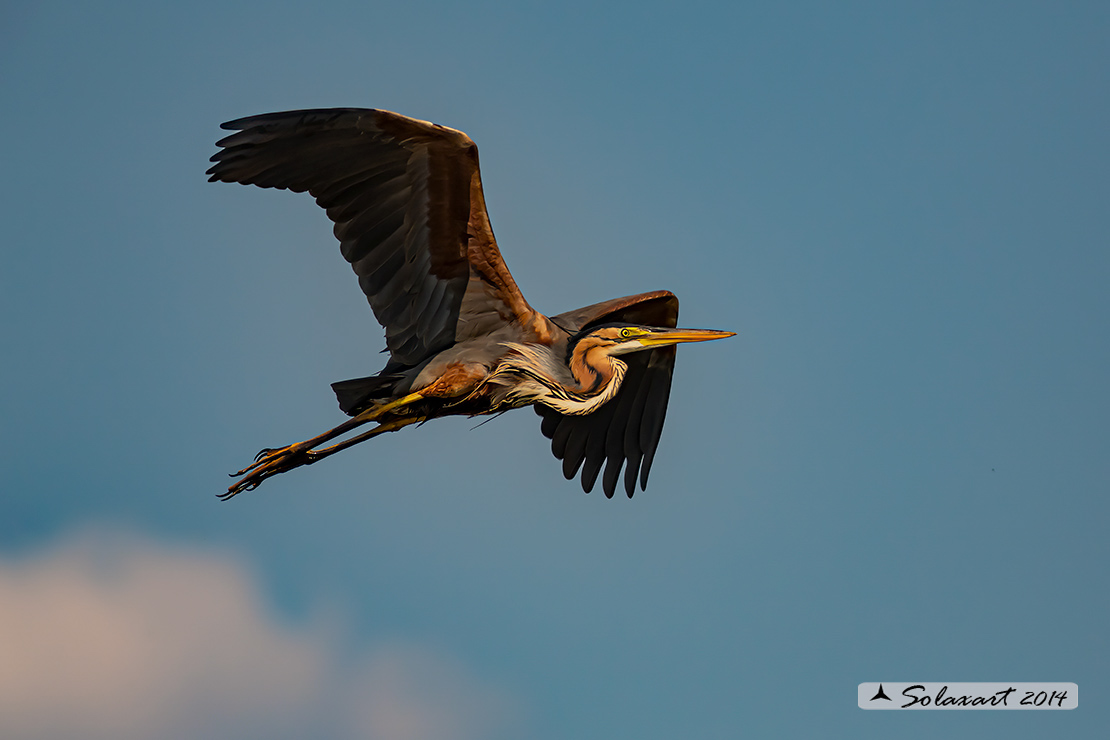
xmin=223 ymin=443 xmax=317 ymax=500
xmin=220 ymin=412 xmax=426 ymax=500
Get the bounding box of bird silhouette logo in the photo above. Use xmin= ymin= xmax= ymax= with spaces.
xmin=870 ymin=684 xmax=892 ymax=701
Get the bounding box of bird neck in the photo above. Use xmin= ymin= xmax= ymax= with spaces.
xmin=485 ymin=342 xmax=628 ymax=416
xmin=568 ymin=339 xmax=619 ymax=393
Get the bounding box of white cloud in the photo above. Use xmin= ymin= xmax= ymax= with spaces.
xmin=345 ymin=644 xmax=520 ymax=740
xmin=0 ymin=530 xmax=521 ymax=740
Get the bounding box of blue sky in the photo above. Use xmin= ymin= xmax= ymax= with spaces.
xmin=1 ymin=1 xmax=1107 ymax=738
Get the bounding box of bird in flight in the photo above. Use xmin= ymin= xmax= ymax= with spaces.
xmin=209 ymin=108 xmax=734 ymax=500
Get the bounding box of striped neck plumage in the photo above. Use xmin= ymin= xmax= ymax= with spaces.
xmin=486 ymin=341 xmax=629 ymax=416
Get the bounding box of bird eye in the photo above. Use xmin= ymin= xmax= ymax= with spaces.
xmin=620 ymin=327 xmax=635 ymax=338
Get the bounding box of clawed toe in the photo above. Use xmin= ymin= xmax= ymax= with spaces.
xmin=229 ymin=445 xmax=296 ymax=478
xmin=223 ymin=444 xmax=311 ymax=499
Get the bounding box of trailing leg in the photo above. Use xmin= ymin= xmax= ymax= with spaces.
xmin=222 ymin=393 xmax=425 ymax=499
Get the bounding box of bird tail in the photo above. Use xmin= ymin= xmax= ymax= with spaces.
xmin=330 ymin=374 xmax=406 ymax=416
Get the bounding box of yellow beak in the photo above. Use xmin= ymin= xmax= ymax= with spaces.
xmin=636 ymin=328 xmax=736 ymax=347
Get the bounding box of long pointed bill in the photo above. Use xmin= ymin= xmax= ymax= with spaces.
xmin=636 ymin=327 xmax=736 ymax=348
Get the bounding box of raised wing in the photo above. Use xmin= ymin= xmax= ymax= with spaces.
xmin=208 ymin=108 xmax=542 ymax=366
xmin=537 ymin=291 xmax=680 ymax=498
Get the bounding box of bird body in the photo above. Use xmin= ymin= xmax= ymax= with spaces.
xmin=209 ymin=108 xmax=733 ymax=499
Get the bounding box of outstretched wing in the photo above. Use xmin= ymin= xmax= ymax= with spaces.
xmin=536 ymin=291 xmax=680 ymax=498
xmin=208 ymin=108 xmax=544 ymax=366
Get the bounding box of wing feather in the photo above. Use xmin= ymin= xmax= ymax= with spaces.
xmin=209 ymin=107 xmax=547 ymax=365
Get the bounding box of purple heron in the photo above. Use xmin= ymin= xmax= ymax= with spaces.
xmin=209 ymin=108 xmax=734 ymax=500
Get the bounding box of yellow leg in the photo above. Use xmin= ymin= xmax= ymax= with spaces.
xmin=223 ymin=393 xmax=426 ymax=498
xmin=358 ymin=391 xmax=424 ymax=420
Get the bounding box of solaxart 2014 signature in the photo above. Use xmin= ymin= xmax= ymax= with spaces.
xmin=858 ymin=682 xmax=1078 ymax=710
xmin=900 ymin=684 xmax=1070 ymax=708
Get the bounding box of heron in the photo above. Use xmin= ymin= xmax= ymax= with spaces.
xmin=209 ymin=108 xmax=734 ymax=500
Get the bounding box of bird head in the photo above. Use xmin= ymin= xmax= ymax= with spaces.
xmin=573 ymin=323 xmax=736 ymax=357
